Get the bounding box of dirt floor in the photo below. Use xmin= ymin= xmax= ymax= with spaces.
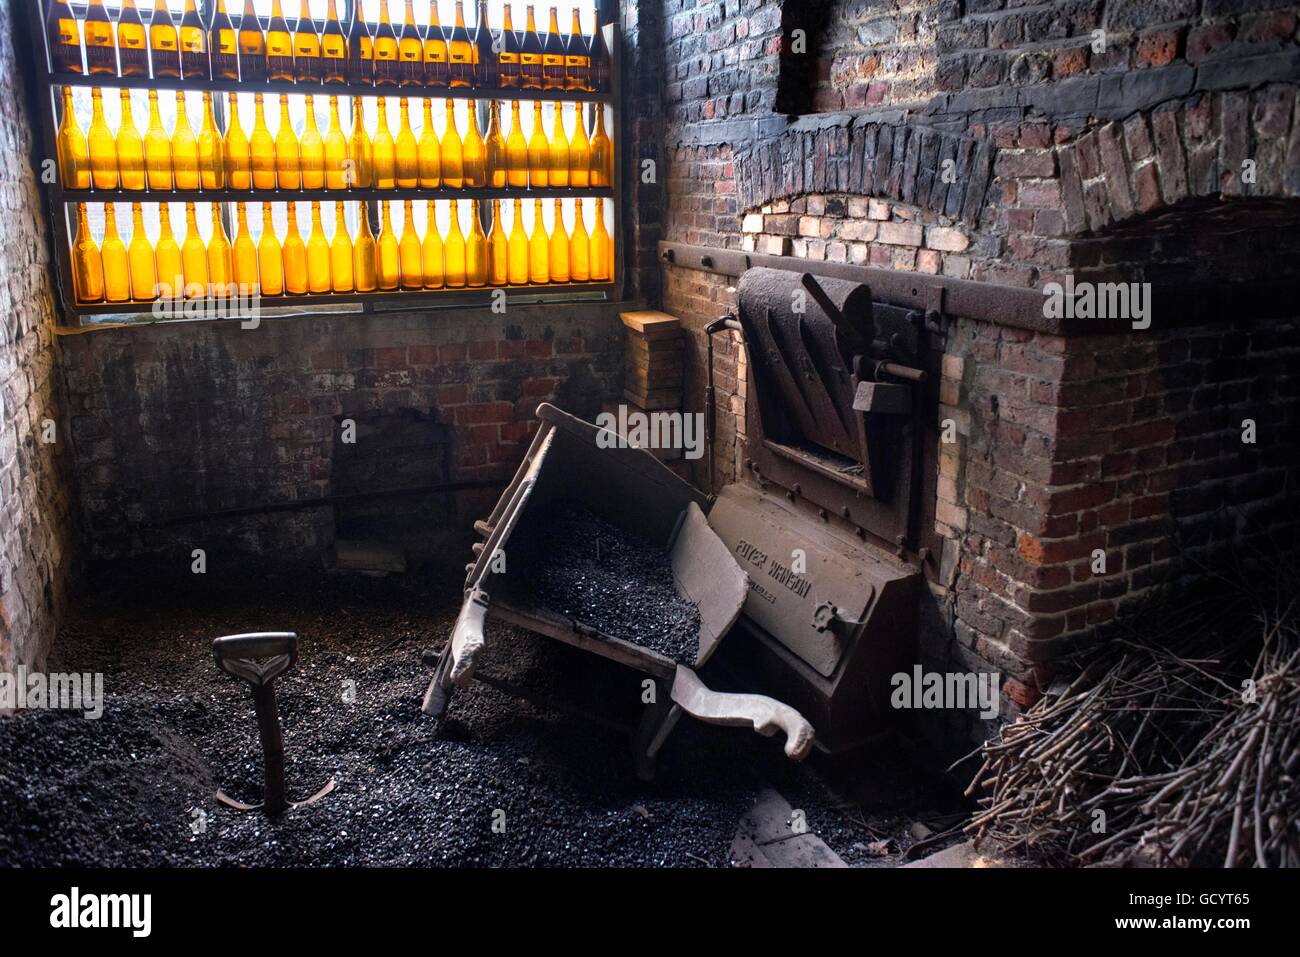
xmin=0 ymin=557 xmax=964 ymax=868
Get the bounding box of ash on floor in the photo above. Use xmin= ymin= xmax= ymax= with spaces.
xmin=0 ymin=558 xmax=960 ymax=868
xmin=516 ymin=501 xmax=701 ymax=665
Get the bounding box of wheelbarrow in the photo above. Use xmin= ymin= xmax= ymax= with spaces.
xmin=421 ymin=403 xmax=815 ymax=778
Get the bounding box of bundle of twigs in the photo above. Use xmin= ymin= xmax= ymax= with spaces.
xmin=961 ymin=538 xmax=1300 ymax=867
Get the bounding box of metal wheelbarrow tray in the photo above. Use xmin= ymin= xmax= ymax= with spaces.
xmin=422 ymin=403 xmax=814 ymax=778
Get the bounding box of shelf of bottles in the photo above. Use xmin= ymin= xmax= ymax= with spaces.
xmin=34 ymin=0 xmax=621 ymax=317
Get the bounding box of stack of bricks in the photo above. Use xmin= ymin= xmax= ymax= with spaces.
xmin=600 ymin=310 xmax=689 ymax=471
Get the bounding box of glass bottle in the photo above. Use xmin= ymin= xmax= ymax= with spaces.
xmin=306 ymin=201 xmax=331 ymax=293
xmin=421 ymin=200 xmax=443 ymax=288
xmin=209 ymin=0 xmax=239 ymax=80
xmin=330 ymin=202 xmax=353 ymax=291
xmin=372 ymin=97 xmax=396 ymax=189
xmin=541 ymin=5 xmax=565 ymax=90
xmin=180 ymin=201 xmax=207 ymax=295
xmin=224 ymin=94 xmax=251 ymax=190
xmin=324 ymin=96 xmax=348 ymax=189
xmin=395 ymin=98 xmax=418 ymax=188
xmin=564 ymin=8 xmax=588 ymax=92
xmin=208 ymin=202 xmax=234 ymax=291
xmin=376 ymin=200 xmax=399 ymax=289
xmin=258 ymin=203 xmax=284 ymax=295
xmin=347 ymin=0 xmax=373 ymax=84
xmin=56 ymin=89 xmax=91 ymax=191
xmin=568 ymin=103 xmax=590 ymax=187
xmin=588 ymin=9 xmax=610 ymax=92
xmin=48 ymin=0 xmax=84 ymax=75
xmin=506 ymin=197 xmax=528 ymax=285
xmin=232 ymin=202 xmax=258 ymax=291
xmin=446 ymin=0 xmax=472 ymax=88
xmin=398 ymin=0 xmax=422 ymax=87
xmin=473 ymin=0 xmax=498 ymax=88
xmin=321 ymin=0 xmax=347 ymax=82
xmin=102 ymin=203 xmax=132 ymax=302
xmin=143 ymin=91 xmax=172 ymax=190
xmin=348 ymin=96 xmax=373 ymax=187
xmin=423 ymin=0 xmax=449 ymax=87
xmin=238 ymin=0 xmax=266 ymax=81
xmin=88 ymin=88 xmax=119 ymax=190
xmin=155 ymin=203 xmax=184 ymax=295
xmin=250 ymin=93 xmax=277 ymax=190
xmin=498 ymin=5 xmax=520 ymax=89
xmin=443 ymin=199 xmax=466 ymax=287
xmin=178 ymin=0 xmax=210 ymax=80
xmin=275 ymin=94 xmax=301 ymax=189
xmin=399 ymin=199 xmax=421 ymax=289
xmin=548 ymin=198 xmax=568 ymax=283
xmin=487 ymin=198 xmax=507 ymax=286
xmin=505 ymin=100 xmax=527 ymax=188
xmin=527 ymin=198 xmax=547 ymax=284
xmin=265 ymin=0 xmax=294 ymax=82
xmin=589 ymin=102 xmax=610 ymax=187
xmin=549 ymin=102 xmax=568 ymax=188
xmin=527 ymin=100 xmax=548 ymax=188
xmin=83 ymin=0 xmax=116 ymax=77
xmin=569 ymin=199 xmax=589 ymax=282
xmin=172 ymin=91 xmax=199 ymax=189
xmin=417 ymin=97 xmax=441 ymax=188
xmin=484 ymin=100 xmax=506 ymax=188
xmin=116 ymin=90 xmax=146 ymax=192
xmin=466 ymin=199 xmax=487 ymax=287
xmin=462 ymin=101 xmax=486 ymax=187
xmin=293 ymin=0 xmax=322 ymax=82
xmin=72 ymin=204 xmax=105 ymax=302
xmin=372 ymin=0 xmax=400 ymax=86
xmin=300 ymin=95 xmax=325 ymax=189
xmin=590 ymin=200 xmax=610 ymax=282
xmin=198 ymin=91 xmax=225 ymax=190
xmin=282 ymin=202 xmax=308 ymax=294
xmin=519 ymin=5 xmax=543 ymax=90
xmin=353 ymin=204 xmax=377 ymax=291
xmin=117 ymin=0 xmax=150 ymax=76
xmin=439 ymin=99 xmax=463 ymax=189
xmin=150 ymin=0 xmax=182 ymax=79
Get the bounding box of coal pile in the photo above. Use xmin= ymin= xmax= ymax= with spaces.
xmin=519 ymin=501 xmax=701 ymax=665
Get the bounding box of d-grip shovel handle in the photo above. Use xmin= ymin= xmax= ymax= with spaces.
xmin=213 ymin=632 xmax=298 ymax=688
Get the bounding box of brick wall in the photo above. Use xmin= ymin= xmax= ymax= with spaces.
xmin=0 ymin=1 xmax=76 ymax=672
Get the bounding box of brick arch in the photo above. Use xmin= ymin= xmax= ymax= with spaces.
xmin=1054 ymin=84 xmax=1300 ymax=239
xmin=736 ymin=119 xmax=997 ymax=230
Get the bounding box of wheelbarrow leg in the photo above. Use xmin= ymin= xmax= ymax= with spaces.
xmin=633 ymin=677 xmax=683 ymax=781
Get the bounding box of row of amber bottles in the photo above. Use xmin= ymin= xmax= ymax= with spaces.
xmin=59 ymin=89 xmax=613 ymax=192
xmin=70 ymin=198 xmax=614 ymax=302
xmin=48 ymin=0 xmax=611 ymax=93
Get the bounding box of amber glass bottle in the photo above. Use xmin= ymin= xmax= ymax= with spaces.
xmin=348 ymin=96 xmax=374 ymax=187
xmin=127 ymin=203 xmax=157 ymax=299
xmin=395 ymin=98 xmax=418 ymax=188
xmin=564 ymin=9 xmax=588 ymax=91
xmin=398 ymin=0 xmax=422 ymax=87
xmin=549 ymin=103 xmax=568 ymax=188
xmin=376 ymin=200 xmax=399 ymax=289
xmin=258 ymin=203 xmax=284 ymax=294
xmin=487 ymin=199 xmax=507 ymax=286
xmin=519 ymin=5 xmax=543 ymax=90
xmin=321 ymin=0 xmax=347 ymax=82
xmin=466 ymin=199 xmax=487 ymax=287
xmin=293 ymin=0 xmax=322 ymax=81
xmin=589 ymin=102 xmax=610 ymax=187
xmin=238 ymin=0 xmax=267 ymax=81
xmin=116 ymin=92 xmax=146 ymax=192
xmin=306 ymin=201 xmax=331 ymax=293
xmin=178 ymin=0 xmax=210 ymax=79
xmin=570 ymin=199 xmax=590 ymax=282
xmin=418 ymin=98 xmax=441 ymax=188
xmin=209 ymin=0 xmax=239 ymax=79
xmin=353 ymin=204 xmax=378 ymax=291
xmin=372 ymin=97 xmax=396 ymax=189
xmin=423 ymin=1 xmax=449 ymax=87
xmin=72 ymin=204 xmax=104 ymax=302
xmin=590 ymin=200 xmax=610 ymax=281
xmin=446 ymin=1 xmax=473 ymax=88
xmin=300 ymin=96 xmax=325 ymax=188
xmin=541 ymin=6 xmax=565 ymax=90
xmin=197 ymin=92 xmax=225 ymax=190
xmin=150 ymin=0 xmax=182 ymax=78
xmin=232 ymin=202 xmax=259 ymax=290
xmin=548 ymin=198 xmax=569 ymax=283
xmin=88 ymin=88 xmax=119 ymax=190
xmin=505 ymin=100 xmax=527 ymax=188
xmin=324 ymin=96 xmax=348 ymax=189
xmin=372 ymin=0 xmax=400 ymax=86
xmin=208 ymin=203 xmax=234 ymax=291
xmin=265 ymin=0 xmax=295 ymax=82
xmin=173 ymin=102 xmax=200 ymax=193
xmin=83 ymin=0 xmax=116 ymax=77
xmin=422 ymin=201 xmax=444 ymax=288
xmin=56 ymin=89 xmax=91 ymax=190
xmin=282 ymin=203 xmax=308 ymax=293
xmin=527 ymin=198 xmax=547 ymax=284
xmin=498 ymin=5 xmax=520 ymax=88
xmin=399 ymin=199 xmax=422 ymax=289
xmin=440 ymin=100 xmax=463 ymax=189
xmin=527 ymin=101 xmax=548 ymax=188
xmin=180 ymin=202 xmax=207 ymax=294
xmin=347 ymin=0 xmax=373 ymax=83
xmin=48 ymin=0 xmax=83 ymax=75
xmin=485 ymin=100 xmax=506 ymax=188
xmin=102 ymin=203 xmax=132 ymax=302
xmin=462 ymin=103 xmax=486 ymax=188
xmin=224 ymin=94 xmax=251 ymax=189
xmin=444 ymin=200 xmax=466 ymax=288
xmin=588 ymin=10 xmax=610 ymax=92
xmin=568 ymin=103 xmax=590 ymax=187
xmin=473 ymin=0 xmax=498 ymax=88
xmin=250 ymin=93 xmax=277 ymax=190
xmin=155 ymin=203 xmax=183 ymax=295
xmin=275 ymin=94 xmax=301 ymax=189
xmin=117 ymin=0 xmax=150 ymax=76
xmin=506 ymin=198 xmax=528 ymax=285
xmin=330 ymin=202 xmax=353 ymax=291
